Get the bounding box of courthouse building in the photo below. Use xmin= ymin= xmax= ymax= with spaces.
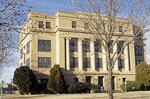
xmin=19 ymin=11 xmax=147 ymax=90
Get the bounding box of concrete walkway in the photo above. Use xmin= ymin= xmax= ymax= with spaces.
xmin=3 ymin=91 xmax=150 ymax=99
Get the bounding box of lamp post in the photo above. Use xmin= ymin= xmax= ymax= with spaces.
xmin=1 ymin=80 xmax=3 ymax=99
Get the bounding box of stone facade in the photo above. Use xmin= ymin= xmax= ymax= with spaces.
xmin=19 ymin=11 xmax=147 ymax=90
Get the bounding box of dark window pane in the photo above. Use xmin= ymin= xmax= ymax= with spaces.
xmin=98 ymin=76 xmax=103 ymax=86
xmin=84 ymin=22 xmax=89 ymax=29
xmin=38 ymin=57 xmax=51 ymax=68
xmin=46 ymin=22 xmax=51 ymax=29
xmin=83 ymin=58 xmax=90 ymax=68
xmin=70 ymin=57 xmax=78 ymax=68
xmin=72 ymin=21 xmax=76 ymax=28
xmin=26 ymin=58 xmax=30 ymax=68
xmin=117 ymin=41 xmax=124 ymax=54
xmin=73 ymin=78 xmax=78 ymax=83
xmin=108 ymin=41 xmax=113 ymax=53
xmin=70 ymin=38 xmax=78 ymax=52
xmin=95 ymin=58 xmax=103 ymax=68
xmin=135 ymin=60 xmax=142 ymax=66
xmin=86 ymin=76 xmax=91 ymax=84
xmin=38 ymin=21 xmax=43 ymax=28
xmin=38 ymin=40 xmax=51 ymax=52
xmin=119 ymin=26 xmax=123 ymax=32
xmin=135 ymin=45 xmax=143 ymax=56
xmin=118 ymin=59 xmax=124 ymax=69
xmin=82 ymin=40 xmax=90 ymax=52
xmin=94 ymin=41 xmax=102 ymax=52
xmin=26 ymin=42 xmax=30 ymax=54
xmin=20 ymin=49 xmax=23 ymax=59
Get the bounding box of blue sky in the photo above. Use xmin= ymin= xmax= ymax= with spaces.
xmin=0 ymin=0 xmax=150 ymax=83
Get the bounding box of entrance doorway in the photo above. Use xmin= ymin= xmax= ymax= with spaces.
xmin=85 ymin=76 xmax=92 ymax=84
xmin=98 ymin=76 xmax=103 ymax=86
xmin=112 ymin=76 xmax=115 ymax=90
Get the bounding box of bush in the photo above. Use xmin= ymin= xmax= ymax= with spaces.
xmin=68 ymin=84 xmax=76 ymax=93
xmin=120 ymin=81 xmax=143 ymax=91
xmin=90 ymin=84 xmax=100 ymax=92
xmin=136 ymin=62 xmax=150 ymax=88
xmin=13 ymin=66 xmax=37 ymax=95
xmin=68 ymin=82 xmax=99 ymax=93
xmin=47 ymin=64 xmax=66 ymax=93
xmin=31 ymin=84 xmax=46 ymax=94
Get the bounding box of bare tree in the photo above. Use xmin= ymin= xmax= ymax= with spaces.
xmin=0 ymin=0 xmax=31 ymax=75
xmin=71 ymin=0 xmax=150 ymax=99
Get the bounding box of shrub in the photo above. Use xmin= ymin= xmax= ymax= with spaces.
xmin=47 ymin=64 xmax=66 ymax=93
xmin=68 ymin=82 xmax=98 ymax=93
xmin=90 ymin=84 xmax=100 ymax=92
xmin=120 ymin=81 xmax=143 ymax=91
xmin=68 ymin=84 xmax=76 ymax=93
xmin=13 ymin=66 xmax=37 ymax=95
xmin=136 ymin=62 xmax=150 ymax=88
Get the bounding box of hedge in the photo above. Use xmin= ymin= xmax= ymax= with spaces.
xmin=120 ymin=81 xmax=144 ymax=91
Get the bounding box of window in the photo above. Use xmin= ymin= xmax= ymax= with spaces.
xmin=135 ymin=45 xmax=143 ymax=56
xmin=70 ymin=57 xmax=78 ymax=68
xmin=122 ymin=78 xmax=126 ymax=84
xmin=86 ymin=76 xmax=92 ymax=84
xmin=26 ymin=58 xmax=30 ymax=67
xmin=108 ymin=41 xmax=113 ymax=53
xmin=26 ymin=41 xmax=30 ymax=54
xmin=117 ymin=41 xmax=124 ymax=54
xmin=38 ymin=79 xmax=48 ymax=84
xmin=38 ymin=40 xmax=51 ymax=52
xmin=96 ymin=23 xmax=100 ymax=30
xmin=73 ymin=78 xmax=78 ymax=83
xmin=95 ymin=58 xmax=103 ymax=68
xmin=110 ymin=58 xmax=113 ymax=66
xmin=72 ymin=21 xmax=76 ymax=28
xmin=118 ymin=59 xmax=124 ymax=69
xmin=38 ymin=57 xmax=51 ymax=68
xmin=83 ymin=58 xmax=90 ymax=68
xmin=82 ymin=39 xmax=90 ymax=52
xmin=94 ymin=41 xmax=102 ymax=52
xmin=119 ymin=26 xmax=123 ymax=32
xmin=38 ymin=21 xmax=43 ymax=28
xmin=70 ymin=38 xmax=78 ymax=52
xmin=20 ymin=48 xmax=23 ymax=59
xmin=135 ymin=60 xmax=142 ymax=66
xmin=84 ymin=22 xmax=89 ymax=29
xmin=46 ymin=22 xmax=51 ymax=29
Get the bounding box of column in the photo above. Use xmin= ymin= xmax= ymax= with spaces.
xmin=102 ymin=43 xmax=107 ymax=72
xmin=90 ymin=39 xmax=95 ymax=71
xmin=66 ymin=38 xmax=70 ymax=70
xmin=78 ymin=38 xmax=83 ymax=71
xmin=143 ymin=40 xmax=147 ymax=61
xmin=114 ymin=43 xmax=118 ymax=71
xmin=124 ymin=45 xmax=129 ymax=72
xmin=130 ymin=42 xmax=135 ymax=72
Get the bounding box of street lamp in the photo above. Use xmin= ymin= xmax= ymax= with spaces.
xmin=1 ymin=80 xmax=4 ymax=99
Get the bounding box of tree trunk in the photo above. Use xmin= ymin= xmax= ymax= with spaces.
xmin=106 ymin=46 xmax=113 ymax=99
xmin=108 ymin=66 xmax=113 ymax=99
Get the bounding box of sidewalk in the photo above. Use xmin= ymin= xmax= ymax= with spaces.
xmin=3 ymin=91 xmax=150 ymax=99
